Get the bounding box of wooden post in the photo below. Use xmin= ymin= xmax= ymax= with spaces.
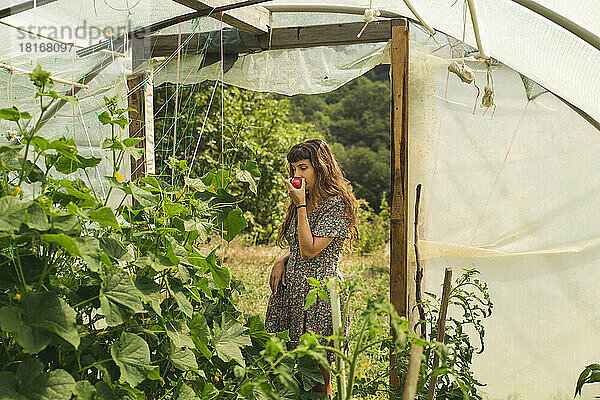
xmin=426 ymin=268 xmax=453 ymax=400
xmin=390 ymin=18 xmax=409 ymax=392
xmin=127 ymin=75 xmax=147 ymax=181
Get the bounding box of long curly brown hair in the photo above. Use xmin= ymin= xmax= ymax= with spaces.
xmin=276 ymin=138 xmax=358 ymax=249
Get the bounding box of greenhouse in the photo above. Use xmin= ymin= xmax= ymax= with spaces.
xmin=0 ymin=1 xmax=598 ymax=399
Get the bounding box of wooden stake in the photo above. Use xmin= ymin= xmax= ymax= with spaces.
xmin=402 ymin=344 xmax=424 ymax=400
xmin=390 ymin=18 xmax=409 ymax=393
xmin=426 ymin=267 xmax=453 ymax=400
xmin=127 ymin=75 xmax=147 ymax=181
xmin=414 ymin=184 xmax=426 ymax=339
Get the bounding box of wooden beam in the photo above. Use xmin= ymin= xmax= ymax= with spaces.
xmin=127 ymin=75 xmax=147 ymax=181
xmin=172 ymin=0 xmax=270 ymax=34
xmin=257 ymin=19 xmax=399 ymax=50
xmin=426 ymin=268 xmax=453 ymax=400
xmin=0 ymin=0 xmax=59 ymax=19
xmin=148 ymin=19 xmax=402 ymax=58
xmin=389 ymin=18 xmax=409 ymax=393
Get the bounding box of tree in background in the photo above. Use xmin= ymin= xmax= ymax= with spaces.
xmin=155 ymin=82 xmax=317 ymax=244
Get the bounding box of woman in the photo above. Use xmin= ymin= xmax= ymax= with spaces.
xmin=265 ymin=138 xmax=358 ymax=395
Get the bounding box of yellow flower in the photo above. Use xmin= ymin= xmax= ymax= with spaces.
xmin=13 ymin=293 xmax=20 ymax=301
xmin=175 ymin=193 xmax=184 ymax=201
xmin=113 ymin=171 xmax=125 ymax=182
xmin=12 ymin=186 xmax=21 ymax=196
xmin=97 ymin=331 xmax=108 ymax=335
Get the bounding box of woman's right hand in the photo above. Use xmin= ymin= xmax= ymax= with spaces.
xmin=269 ymin=261 xmax=286 ymax=294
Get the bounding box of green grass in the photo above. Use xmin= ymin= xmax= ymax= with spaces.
xmin=220 ymin=239 xmax=393 ymax=399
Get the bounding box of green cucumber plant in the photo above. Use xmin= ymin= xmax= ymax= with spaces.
xmin=0 ymin=65 xmax=328 ymax=400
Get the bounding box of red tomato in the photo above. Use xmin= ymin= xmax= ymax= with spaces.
xmin=290 ymin=177 xmax=302 ymax=189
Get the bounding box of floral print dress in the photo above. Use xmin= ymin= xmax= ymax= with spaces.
xmin=265 ymin=195 xmax=350 ymax=363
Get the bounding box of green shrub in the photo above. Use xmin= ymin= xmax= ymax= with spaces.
xmin=355 ymin=194 xmax=390 ymax=255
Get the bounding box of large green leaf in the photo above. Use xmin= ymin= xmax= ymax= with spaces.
xmin=100 ymin=266 xmax=144 ymax=326
xmin=189 ymin=314 xmax=212 ymax=359
xmin=169 ymin=347 xmax=198 ymax=371
xmin=184 ymin=176 xmax=209 ymax=192
xmin=0 ymin=107 xmax=31 ymax=122
xmin=221 ymin=207 xmax=247 ymax=242
xmin=213 ymin=316 xmax=252 ymax=367
xmin=131 ymin=185 xmax=159 ymax=207
xmin=41 ymin=233 xmax=81 ymax=256
xmin=233 ymin=160 xmax=261 ymax=194
xmin=25 ymin=202 xmax=51 ymax=231
xmin=187 ymin=381 xmax=218 ymax=400
xmin=20 ymin=292 xmax=79 ymax=349
xmin=0 ymin=196 xmax=25 ymax=232
xmin=0 ymin=306 xmax=50 ymax=354
xmin=247 ymin=316 xmax=270 ymax=347
xmin=173 ymin=383 xmax=200 ymax=400
xmin=297 ymin=355 xmax=325 ymax=391
xmin=110 ymin=332 xmax=155 ymax=387
xmin=124 ymin=144 xmax=144 ymax=161
xmin=165 ymin=236 xmax=188 ymax=265
xmin=164 ymin=202 xmax=184 ymax=218
xmin=165 ymin=319 xmax=195 ymax=349
xmin=54 ymin=155 xmax=101 ymax=174
xmin=99 ymin=236 xmax=130 ymax=260
xmin=136 ymin=252 xmax=175 ymax=272
xmin=73 ymin=381 xmax=96 ymax=400
xmin=15 ymin=359 xmax=75 ymax=400
xmin=88 ymin=206 xmax=121 ymax=231
xmin=51 ymin=214 xmax=80 ymax=233
xmin=94 ymin=381 xmax=137 ymax=400
xmin=167 ymin=278 xmax=194 ymax=318
xmin=0 ymin=292 xmax=79 ymax=353
xmin=134 ymin=276 xmax=162 ymax=316
xmin=76 ymin=237 xmax=111 ymax=273
xmin=0 ymin=371 xmax=27 ymax=400
xmin=206 ymin=249 xmax=230 ymax=289
xmin=177 ymin=216 xmax=212 ymax=242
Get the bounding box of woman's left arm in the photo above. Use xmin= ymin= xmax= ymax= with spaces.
xmin=287 ymin=178 xmax=334 ymax=260
xmin=297 ymin=207 xmax=334 ymax=260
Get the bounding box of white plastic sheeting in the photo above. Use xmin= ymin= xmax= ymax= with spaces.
xmin=407 ymin=43 xmax=600 ymax=400
xmin=153 ymin=41 xmax=390 ymax=94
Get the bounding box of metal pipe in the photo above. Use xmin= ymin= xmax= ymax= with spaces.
xmin=77 ymin=0 xmax=272 ymax=58
xmin=265 ymin=3 xmax=436 ymax=36
xmin=401 ymin=0 xmax=435 ymax=35
xmin=465 ymin=0 xmax=488 ymax=59
xmin=264 ymin=4 xmax=403 ymax=18
xmin=0 ymin=0 xmax=59 ymax=19
xmin=508 ymin=0 xmax=600 ymax=53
